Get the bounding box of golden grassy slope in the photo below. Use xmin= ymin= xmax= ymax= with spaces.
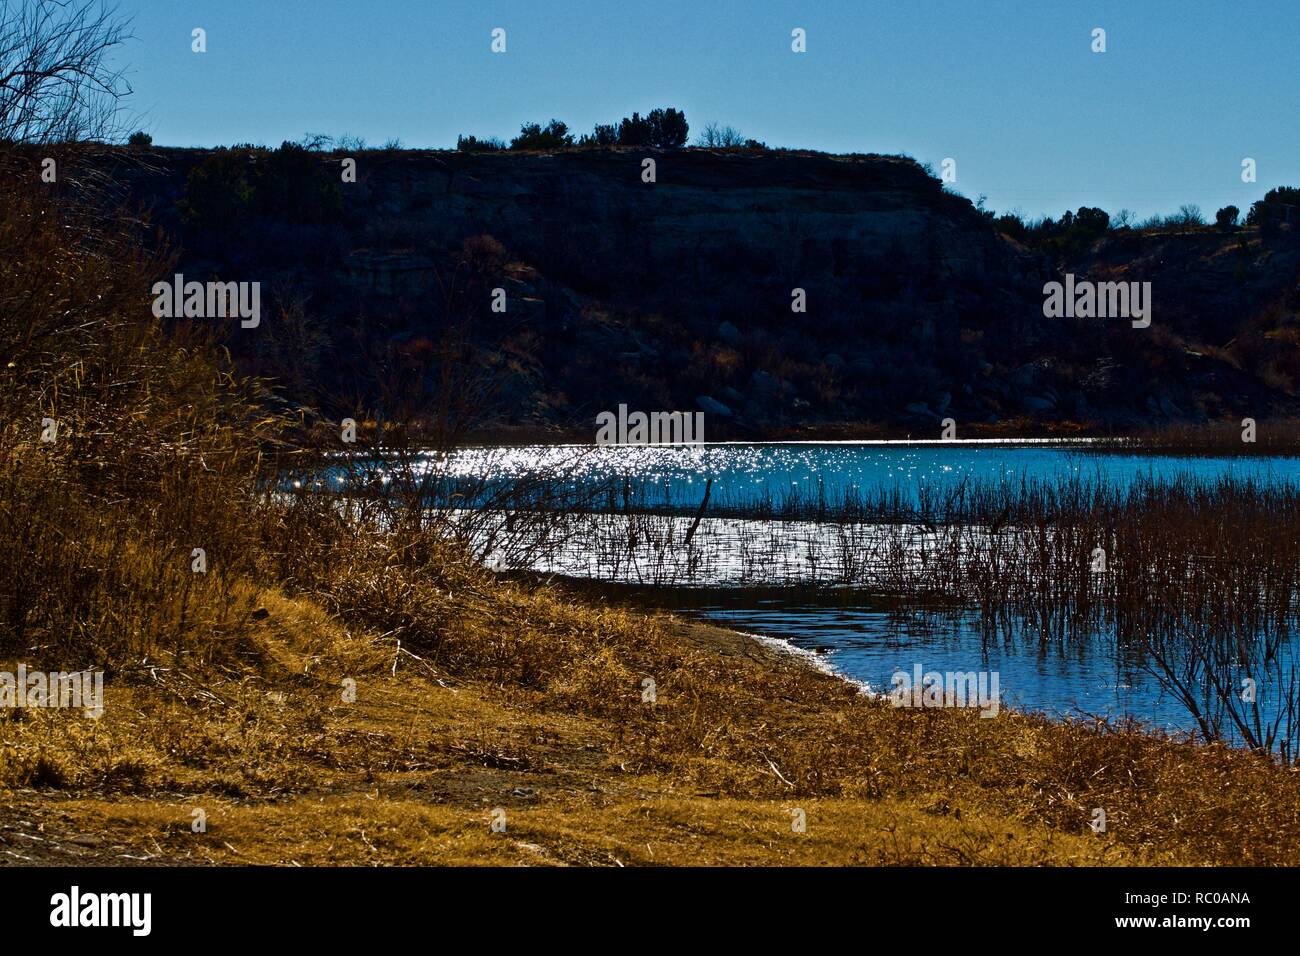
xmin=3 ymin=576 xmax=1298 ymax=867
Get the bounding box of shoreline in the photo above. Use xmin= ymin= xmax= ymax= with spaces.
xmin=446 ymin=418 xmax=1300 ymax=449
xmin=5 ymin=603 xmax=1298 ymax=866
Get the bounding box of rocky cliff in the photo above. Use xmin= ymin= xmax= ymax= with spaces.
xmin=106 ymin=145 xmax=1300 ymax=436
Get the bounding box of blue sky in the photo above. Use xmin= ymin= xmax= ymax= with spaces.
xmin=110 ymin=0 xmax=1300 ymax=219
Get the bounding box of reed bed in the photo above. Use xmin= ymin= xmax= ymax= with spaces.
xmin=451 ymin=471 xmax=1300 ymax=758
xmin=1084 ymin=421 xmax=1300 ymax=456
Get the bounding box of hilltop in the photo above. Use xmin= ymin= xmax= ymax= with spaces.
xmin=96 ymin=144 xmax=1300 ymax=438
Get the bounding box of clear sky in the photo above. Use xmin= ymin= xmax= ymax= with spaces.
xmin=109 ymin=0 xmax=1300 ymax=220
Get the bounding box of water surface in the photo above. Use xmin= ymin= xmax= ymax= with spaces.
xmin=432 ymin=440 xmax=1300 ymax=512
xmin=392 ymin=441 xmax=1300 ymax=740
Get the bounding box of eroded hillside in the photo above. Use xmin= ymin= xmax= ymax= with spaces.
xmin=101 ymin=145 xmax=1300 ymax=436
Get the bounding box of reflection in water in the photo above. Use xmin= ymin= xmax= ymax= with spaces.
xmin=636 ymin=588 xmax=1190 ymax=732
xmin=342 ymin=441 xmax=1300 ymax=746
xmin=413 ymin=440 xmax=1300 ymax=512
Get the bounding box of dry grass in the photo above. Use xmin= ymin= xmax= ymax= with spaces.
xmin=9 ymin=793 xmax=1143 ymax=867
xmin=3 ymin=580 xmax=1299 ymax=866
xmin=4 ymin=148 xmax=1300 ymax=867
xmin=537 ymin=471 xmax=1300 ymax=755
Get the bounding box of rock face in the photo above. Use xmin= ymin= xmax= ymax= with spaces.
xmin=342 ymin=251 xmax=436 ymax=298
xmin=351 ymin=149 xmax=1018 ymax=289
xmin=110 ymin=147 xmax=1300 ymax=433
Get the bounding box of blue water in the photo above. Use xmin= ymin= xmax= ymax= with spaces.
xmin=671 ymin=591 xmax=1192 ymax=733
xmin=374 ymin=441 xmax=1300 ymax=743
xmin=420 ymin=441 xmax=1300 ymax=513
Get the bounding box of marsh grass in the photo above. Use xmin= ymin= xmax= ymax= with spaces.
xmin=1085 ymin=420 xmax=1300 ymax=456
xmin=483 ymin=472 xmax=1300 ymax=757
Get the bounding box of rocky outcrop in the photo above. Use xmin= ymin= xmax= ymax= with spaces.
xmin=107 ymin=146 xmax=1300 ymax=434
xmin=350 ymin=149 xmax=1018 ymax=287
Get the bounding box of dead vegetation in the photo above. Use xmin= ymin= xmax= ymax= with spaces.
xmin=4 ymin=144 xmax=1300 ymax=867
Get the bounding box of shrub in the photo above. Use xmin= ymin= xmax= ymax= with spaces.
xmin=493 ymin=110 xmax=691 ymax=150
xmin=648 ymin=108 xmax=689 ymax=148
xmin=456 ymin=134 xmax=506 ymax=152
xmin=615 ymin=113 xmax=651 ymax=146
xmin=1247 ymin=187 xmax=1299 ymax=242
xmin=576 ymin=123 xmax=618 ymax=147
xmin=510 ymin=120 xmax=573 ymax=151
xmin=1071 ymin=206 xmax=1111 ymax=235
xmin=459 ymin=234 xmax=507 ymax=276
xmin=0 ymin=157 xmax=276 ymax=666
xmin=1215 ymin=205 xmax=1239 ymax=231
xmin=617 ymin=108 xmax=688 ymax=148
xmin=127 ymin=130 xmax=152 ymax=147
xmin=696 ymin=123 xmax=746 ymax=148
xmin=994 ymin=213 xmax=1028 ymax=243
xmin=1012 ymin=206 xmax=1111 ymax=255
xmin=1255 ymin=185 xmax=1300 ymax=208
xmin=180 ymin=148 xmax=256 ymax=235
xmin=256 ymin=141 xmax=343 ymax=223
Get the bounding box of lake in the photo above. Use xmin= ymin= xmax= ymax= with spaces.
xmin=358 ymin=441 xmax=1300 ymax=742
xmin=429 ymin=439 xmax=1300 ymax=511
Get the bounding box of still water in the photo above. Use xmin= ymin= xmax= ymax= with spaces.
xmin=430 ymin=440 xmax=1300 ymax=511
xmin=397 ymin=441 xmax=1300 ymax=738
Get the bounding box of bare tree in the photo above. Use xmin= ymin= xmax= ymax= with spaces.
xmin=0 ymin=0 xmax=132 ymax=144
xmin=1173 ymin=203 xmax=1205 ymax=227
xmin=696 ymin=122 xmax=746 ymax=148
